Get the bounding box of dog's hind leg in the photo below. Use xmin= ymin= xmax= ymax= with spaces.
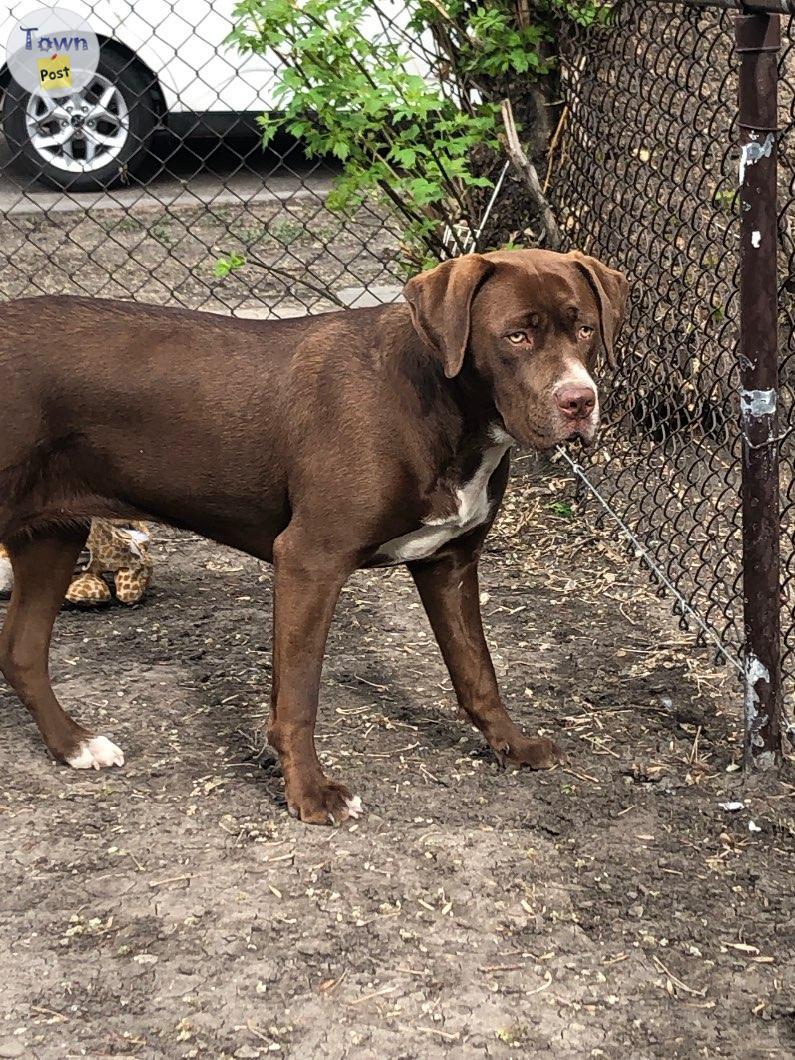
xmin=0 ymin=527 xmax=124 ymax=769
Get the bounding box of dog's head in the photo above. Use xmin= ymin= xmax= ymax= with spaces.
xmin=403 ymin=249 xmax=629 ymax=449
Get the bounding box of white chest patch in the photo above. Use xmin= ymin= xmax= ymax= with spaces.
xmin=377 ymin=437 xmax=511 ymax=565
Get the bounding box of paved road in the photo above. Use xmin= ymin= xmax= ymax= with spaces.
xmin=0 ymin=132 xmax=336 ymax=215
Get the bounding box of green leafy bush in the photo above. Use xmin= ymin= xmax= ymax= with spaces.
xmin=229 ymin=0 xmax=609 ymax=271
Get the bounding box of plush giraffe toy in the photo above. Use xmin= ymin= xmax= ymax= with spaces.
xmin=0 ymin=520 xmax=153 ymax=606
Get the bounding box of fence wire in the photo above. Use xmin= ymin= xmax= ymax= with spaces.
xmin=553 ymin=0 xmax=795 ymax=727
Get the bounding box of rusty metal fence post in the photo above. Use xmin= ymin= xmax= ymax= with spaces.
xmin=736 ymin=9 xmax=783 ymax=769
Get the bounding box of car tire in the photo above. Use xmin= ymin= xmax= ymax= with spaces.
xmin=2 ymin=46 xmax=160 ymax=191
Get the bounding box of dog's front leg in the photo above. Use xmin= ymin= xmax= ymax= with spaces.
xmin=267 ymin=529 xmax=362 ymax=825
xmin=409 ymin=549 xmax=562 ymax=769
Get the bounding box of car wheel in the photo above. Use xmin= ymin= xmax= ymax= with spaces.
xmin=2 ymin=46 xmax=160 ymax=191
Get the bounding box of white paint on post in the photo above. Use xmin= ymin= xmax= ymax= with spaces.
xmin=745 ymin=653 xmax=775 ymax=771
xmin=739 ymin=132 xmax=775 ymax=187
xmin=740 ymin=388 xmax=776 ymax=419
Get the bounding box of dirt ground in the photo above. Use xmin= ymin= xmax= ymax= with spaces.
xmin=0 ymin=457 xmax=792 ymax=1059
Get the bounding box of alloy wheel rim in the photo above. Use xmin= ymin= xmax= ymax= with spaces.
xmin=25 ymin=71 xmax=130 ymax=174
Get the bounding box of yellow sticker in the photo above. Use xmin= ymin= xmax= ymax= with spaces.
xmin=37 ymin=54 xmax=72 ymax=91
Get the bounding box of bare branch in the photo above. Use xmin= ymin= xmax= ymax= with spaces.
xmin=500 ymin=98 xmax=561 ymax=250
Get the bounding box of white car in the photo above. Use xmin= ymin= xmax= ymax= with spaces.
xmin=0 ymin=0 xmax=287 ymax=190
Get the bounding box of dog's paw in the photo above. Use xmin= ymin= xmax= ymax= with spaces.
xmin=66 ymin=735 xmax=125 ymax=770
xmin=495 ymin=735 xmax=563 ymax=770
xmin=287 ymin=778 xmax=364 ymax=826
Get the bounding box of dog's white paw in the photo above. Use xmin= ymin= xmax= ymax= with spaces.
xmin=345 ymin=795 xmax=364 ymax=819
xmin=66 ymin=735 xmax=125 ymax=770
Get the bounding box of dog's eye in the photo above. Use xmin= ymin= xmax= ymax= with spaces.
xmin=507 ymin=332 xmax=528 ymax=345
xmin=578 ymin=325 xmax=595 ymax=340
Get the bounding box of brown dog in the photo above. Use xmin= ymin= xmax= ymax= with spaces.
xmin=0 ymin=249 xmax=627 ymax=823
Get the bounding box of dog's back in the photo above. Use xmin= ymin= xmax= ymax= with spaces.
xmin=0 ymin=296 xmax=305 ymax=545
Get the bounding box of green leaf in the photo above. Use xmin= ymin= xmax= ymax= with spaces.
xmin=331 ymin=138 xmax=351 ymax=161
xmin=549 ymin=501 xmax=574 ymax=519
xmin=214 ymin=251 xmax=246 ymax=278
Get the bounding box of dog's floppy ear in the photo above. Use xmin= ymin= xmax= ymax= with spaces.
xmin=570 ymin=252 xmax=629 ymax=369
xmin=402 ymin=254 xmax=495 ymax=379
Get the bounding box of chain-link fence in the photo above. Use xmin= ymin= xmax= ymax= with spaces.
xmin=554 ymin=3 xmax=745 ymax=659
xmin=0 ymin=1 xmax=792 ymax=751
xmin=551 ymin=0 xmax=793 ymax=750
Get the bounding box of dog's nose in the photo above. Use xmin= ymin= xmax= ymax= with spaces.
xmin=555 ymin=385 xmax=596 ymax=420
